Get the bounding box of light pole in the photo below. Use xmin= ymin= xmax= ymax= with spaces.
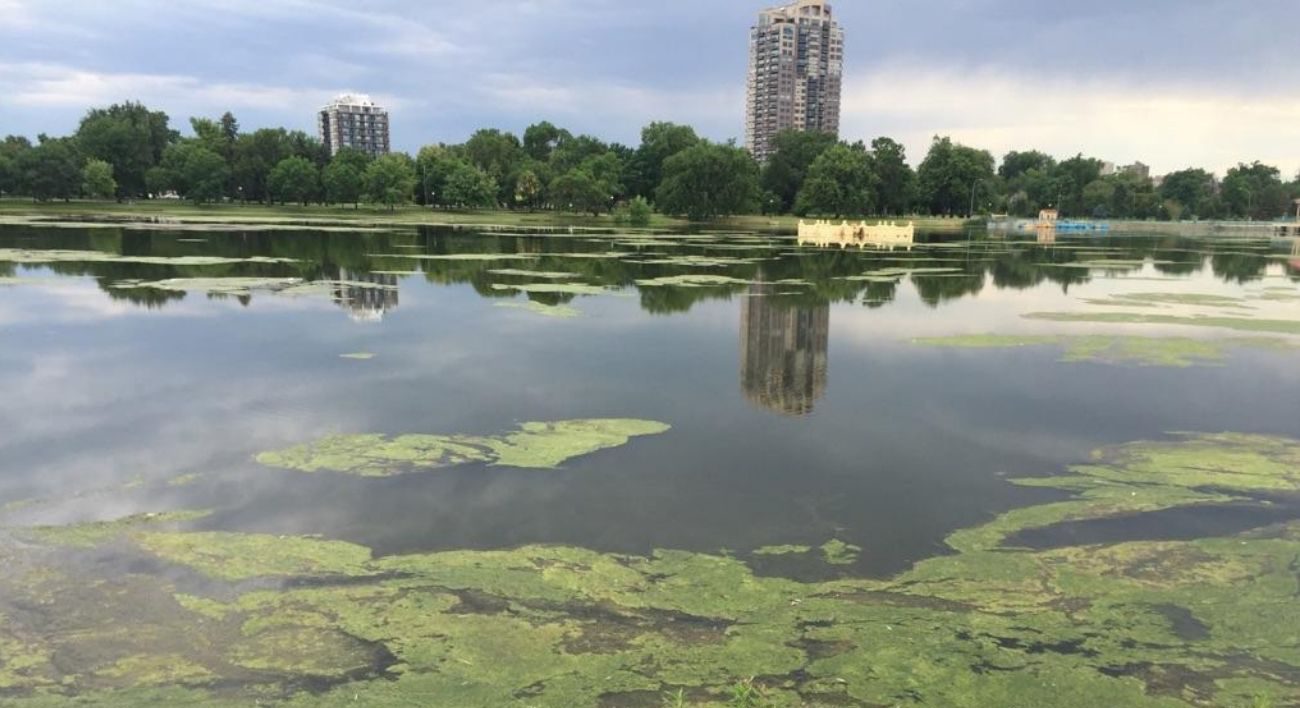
xmin=968 ymin=179 xmax=984 ymax=218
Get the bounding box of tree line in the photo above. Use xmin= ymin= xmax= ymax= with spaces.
xmin=2 ymin=101 xmax=1298 ymax=222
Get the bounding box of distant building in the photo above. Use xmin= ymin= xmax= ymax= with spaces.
xmin=318 ymin=94 xmax=390 ymax=159
xmin=1100 ymin=162 xmax=1117 ymax=177
xmin=1122 ymin=162 xmax=1151 ymax=180
xmin=740 ymin=278 xmax=830 ymax=416
xmin=745 ymin=0 xmax=844 ymax=163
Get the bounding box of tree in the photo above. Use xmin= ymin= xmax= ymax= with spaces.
xmin=82 ymin=159 xmax=117 ymax=200
xmin=443 ymin=161 xmax=497 ymax=209
xmin=916 ymin=136 xmax=995 ymax=215
xmin=523 ymin=121 xmax=569 ymax=163
xmin=1222 ymin=162 xmax=1287 ymax=220
xmin=14 ymin=136 xmax=82 ymax=201
xmin=515 ymin=169 xmax=542 ymax=210
xmin=267 ymin=156 xmax=319 ymax=205
xmin=323 ymin=149 xmax=368 ymax=208
xmin=1053 ymin=154 xmax=1104 ymax=216
xmin=181 ymin=147 xmax=230 ymax=204
xmin=656 ymin=142 xmax=760 ymax=220
xmin=626 ymin=122 xmax=700 ymax=199
xmin=870 ymin=137 xmax=915 ymax=215
xmin=364 ymin=154 xmax=417 ymax=210
xmin=998 ymin=150 xmax=1056 ymax=181
xmin=551 ymin=168 xmax=606 ymax=215
xmin=1159 ymin=169 xmax=1214 ymax=219
xmin=464 ymin=129 xmax=523 ymax=204
xmin=760 ymin=130 xmax=838 ymax=213
xmin=0 ymin=136 xmax=31 ymax=196
xmin=75 ymin=102 xmax=175 ymax=198
xmin=1081 ymin=179 xmax=1115 ymax=218
xmin=232 ymin=129 xmax=296 ymax=202
xmin=795 ymin=143 xmax=876 ymax=217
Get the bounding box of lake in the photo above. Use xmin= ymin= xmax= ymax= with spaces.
xmin=1 ymin=219 xmax=1298 ymax=706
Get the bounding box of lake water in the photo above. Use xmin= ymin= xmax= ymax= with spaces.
xmin=1 ymin=220 xmax=1298 ymax=705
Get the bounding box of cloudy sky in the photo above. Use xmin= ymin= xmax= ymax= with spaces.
xmin=0 ymin=0 xmax=1296 ymax=176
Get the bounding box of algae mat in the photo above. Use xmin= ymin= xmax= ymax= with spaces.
xmin=256 ymin=419 xmax=673 ymax=476
xmin=2 ymin=433 xmax=1299 ymax=706
xmin=913 ymin=334 xmax=1297 ymax=367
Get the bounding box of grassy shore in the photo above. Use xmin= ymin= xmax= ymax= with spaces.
xmin=0 ymin=199 xmax=973 ymax=233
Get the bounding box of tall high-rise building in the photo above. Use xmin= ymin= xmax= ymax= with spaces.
xmin=318 ymin=94 xmax=390 ymax=159
xmin=745 ymin=0 xmax=844 ymax=163
xmin=740 ymin=278 xmax=830 ymax=416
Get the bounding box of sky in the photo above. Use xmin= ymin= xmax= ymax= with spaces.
xmin=0 ymin=0 xmax=1296 ymax=176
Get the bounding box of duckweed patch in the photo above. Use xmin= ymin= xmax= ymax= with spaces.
xmin=338 ymin=353 xmax=376 ymax=360
xmin=1024 ymin=312 xmax=1300 ymax=336
xmin=634 ymin=275 xmax=752 ymax=288
xmin=489 ymin=282 xmax=609 ymax=296
xmin=494 ymin=301 xmax=581 ymax=318
xmin=255 ymin=418 xmax=672 ymax=476
xmin=912 ymin=335 xmax=1295 ymax=367
xmin=4 ymin=434 xmax=1300 ymax=706
xmin=19 ymin=511 xmax=212 ymax=548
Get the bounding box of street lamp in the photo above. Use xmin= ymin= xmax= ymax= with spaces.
xmin=968 ymin=179 xmax=984 ymax=218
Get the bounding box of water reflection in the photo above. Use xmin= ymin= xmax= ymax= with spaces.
xmin=333 ymin=270 xmax=399 ymax=322
xmin=740 ymin=277 xmax=830 ymax=416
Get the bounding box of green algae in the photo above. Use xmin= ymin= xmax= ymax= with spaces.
xmin=819 ymin=540 xmax=861 ymax=566
xmin=912 ymin=334 xmax=1296 ymax=367
xmin=494 ymin=300 xmax=581 ymax=318
xmin=634 ymin=275 xmax=752 ymax=287
xmin=20 ymin=511 xmax=212 ymax=549
xmin=255 ymin=418 xmax=672 ymax=477
xmin=5 ymin=434 xmax=1300 ymax=706
xmin=0 ymin=249 xmax=300 ymax=266
xmin=338 ymin=352 xmax=376 ymax=360
xmin=1101 ymin=293 xmax=1251 ymax=308
xmin=1024 ymin=312 xmax=1300 ymax=336
xmin=489 ymin=282 xmax=609 ymax=296
xmin=487 ymin=268 xmax=580 ymax=279
xmin=751 ymin=545 xmax=812 ymax=556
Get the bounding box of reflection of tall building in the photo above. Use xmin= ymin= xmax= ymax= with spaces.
xmin=333 ymin=271 xmax=399 ymax=323
xmin=740 ymin=281 xmax=830 ymax=416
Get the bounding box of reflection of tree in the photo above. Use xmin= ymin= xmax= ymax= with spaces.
xmin=1210 ymin=253 xmax=1268 ymax=284
xmin=740 ymin=279 xmax=829 ymax=417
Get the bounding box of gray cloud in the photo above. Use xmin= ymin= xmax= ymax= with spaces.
xmin=0 ymin=0 xmax=1295 ymax=173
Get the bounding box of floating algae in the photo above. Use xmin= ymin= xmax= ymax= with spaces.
xmin=1024 ymin=312 xmax=1300 ymax=336
xmin=255 ymin=419 xmax=672 ymax=476
xmin=0 ymin=249 xmax=299 ymax=266
xmin=3 ymin=434 xmax=1300 ymax=706
xmin=487 ymin=269 xmax=581 ymax=279
xmin=494 ymin=301 xmax=581 ymax=318
xmin=488 ymin=282 xmax=609 ymax=296
xmin=18 ymin=511 xmax=212 ymax=549
xmin=339 ymin=353 xmax=376 ymax=360
xmin=913 ymin=334 xmax=1296 ymax=367
xmin=634 ymin=275 xmax=752 ymax=288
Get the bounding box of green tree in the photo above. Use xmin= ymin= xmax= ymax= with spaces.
xmin=916 ymin=136 xmax=996 ymax=215
xmin=656 ymin=143 xmax=760 ymax=220
xmin=1081 ymin=179 xmax=1115 ymax=218
xmin=81 ymin=159 xmax=117 ymax=200
xmin=75 ymin=102 xmax=175 ymax=198
xmin=523 ymin=121 xmax=570 ymax=163
xmin=794 ymin=143 xmax=877 ymax=217
xmin=14 ymin=136 xmax=82 ymax=201
xmin=322 ymin=150 xmax=368 ymax=208
xmin=760 ymin=130 xmax=838 ymax=213
xmin=626 ymin=122 xmax=700 ymax=199
xmin=1053 ymin=154 xmax=1104 ymax=216
xmin=1159 ymin=168 xmax=1214 ymax=219
xmin=998 ymin=150 xmax=1056 ymax=181
xmin=443 ymin=161 xmax=497 ymax=209
xmin=181 ymin=147 xmax=230 ymax=204
xmin=364 ymin=154 xmax=417 ymax=210
xmin=870 ymin=137 xmax=915 ymax=215
xmin=1222 ymin=162 xmax=1287 ymax=220
xmin=231 ymin=128 xmax=298 ymax=203
xmin=515 ymin=169 xmax=542 ymax=210
xmin=551 ymin=169 xmax=605 ymax=215
xmin=267 ymin=156 xmax=319 ymax=205
xmin=549 ymin=134 xmax=609 ymax=175
xmin=464 ymin=129 xmax=522 ymax=203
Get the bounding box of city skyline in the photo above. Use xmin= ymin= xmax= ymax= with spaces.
xmin=0 ymin=0 xmax=1297 ymax=175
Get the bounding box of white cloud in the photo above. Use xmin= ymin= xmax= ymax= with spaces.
xmin=0 ymin=62 xmax=407 ymax=117
xmin=841 ymin=65 xmax=1300 ymax=177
